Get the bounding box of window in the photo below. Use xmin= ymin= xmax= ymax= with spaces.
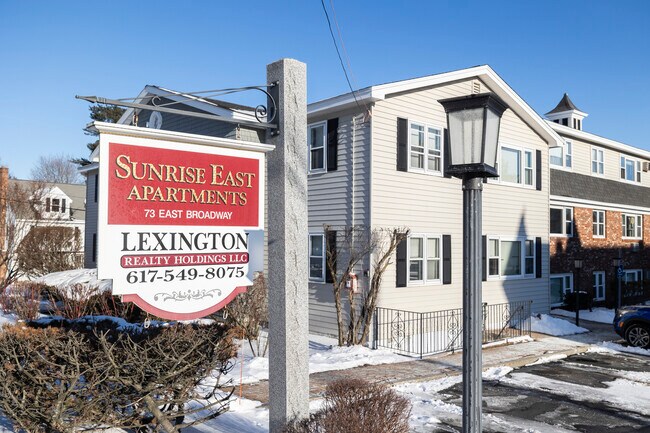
xmin=620 ymin=155 xmax=641 ymax=182
xmin=622 ymin=214 xmax=642 ymax=239
xmin=592 ymin=210 xmax=605 ymax=238
xmin=498 ymin=145 xmax=534 ymax=187
xmin=309 ymin=234 xmax=325 ymax=280
xmin=408 ymin=235 xmax=442 ymax=284
xmin=487 ymin=237 xmax=535 ymax=278
xmin=308 ymin=122 xmax=326 ymax=172
xmin=549 ymin=141 xmax=572 ymax=169
xmin=409 ymin=122 xmax=442 ymax=174
xmin=51 ymin=198 xmax=60 ymax=212
xmin=593 ymin=271 xmax=605 ymax=301
xmin=591 ymin=148 xmax=604 ymax=175
xmin=550 ymin=206 xmax=573 ymax=236
xmin=550 ymin=274 xmax=573 ymax=305
xmin=624 ymin=269 xmax=643 ymax=283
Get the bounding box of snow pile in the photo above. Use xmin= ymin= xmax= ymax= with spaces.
xmin=0 ymin=312 xmax=18 ymax=328
xmin=531 ymin=314 xmax=589 ymax=336
xmin=551 ymin=307 xmax=614 ymax=324
xmin=595 ymin=341 xmax=649 ymax=357
xmin=36 ymin=268 xmax=112 ymax=299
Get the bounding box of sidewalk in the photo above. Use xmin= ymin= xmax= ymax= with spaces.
xmin=240 ymin=319 xmax=618 ymax=404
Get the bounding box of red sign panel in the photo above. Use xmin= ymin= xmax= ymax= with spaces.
xmin=107 ymin=142 xmax=259 ymax=227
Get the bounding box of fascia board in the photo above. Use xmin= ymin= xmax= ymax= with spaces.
xmin=548 ymin=121 xmax=650 ymax=160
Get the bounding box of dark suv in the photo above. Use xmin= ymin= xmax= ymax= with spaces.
xmin=613 ymin=305 xmax=650 ymax=349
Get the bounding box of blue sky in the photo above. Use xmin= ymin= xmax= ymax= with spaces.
xmin=1 ymin=1 xmax=648 ymax=179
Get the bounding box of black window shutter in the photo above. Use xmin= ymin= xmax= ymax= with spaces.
xmin=326 ymin=230 xmax=337 ymax=283
xmin=92 ymin=233 xmax=97 ymax=263
xmin=45 ymin=197 xmax=51 ymax=212
xmin=327 ymin=118 xmax=339 ymax=172
xmin=61 ymin=199 xmax=66 ymax=213
xmin=397 ymin=118 xmax=408 ymax=172
xmin=94 ymin=174 xmax=98 ymax=202
xmin=482 ymin=235 xmax=487 ymax=282
xmin=396 ymin=238 xmax=407 ymax=287
xmin=535 ymin=237 xmax=542 ymax=278
xmin=536 ymin=150 xmax=542 ymax=191
xmin=442 ymin=234 xmax=452 ymax=284
xmin=443 ymin=128 xmax=452 ymax=178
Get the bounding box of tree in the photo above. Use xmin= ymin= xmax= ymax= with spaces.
xmin=324 ymin=226 xmax=409 ymax=346
xmin=31 ymin=154 xmax=83 ymax=184
xmin=223 ymin=273 xmax=269 ymax=357
xmin=16 ymin=225 xmax=83 ymax=277
xmin=73 ymin=105 xmax=126 ymax=166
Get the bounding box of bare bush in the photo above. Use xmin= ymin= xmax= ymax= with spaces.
xmin=284 ymin=378 xmax=411 ymax=433
xmin=223 ymin=273 xmax=268 ymax=356
xmin=0 ymin=319 xmax=237 ymax=433
xmin=0 ymin=281 xmax=43 ymax=320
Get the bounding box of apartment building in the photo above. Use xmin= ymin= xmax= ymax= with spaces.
xmin=546 ymin=94 xmax=650 ymax=306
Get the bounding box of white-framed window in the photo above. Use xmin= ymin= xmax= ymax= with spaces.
xmin=622 ymin=214 xmax=643 ymax=239
xmin=593 ymin=271 xmax=606 ymax=301
xmin=549 ymin=141 xmax=572 ymax=169
xmin=592 ymin=210 xmax=605 ymax=238
xmin=624 ymin=269 xmax=643 ymax=283
xmin=497 ymin=145 xmax=534 ymax=187
xmin=550 ymin=273 xmax=573 ymax=306
xmin=620 ymin=155 xmax=641 ymax=183
xmin=308 ymin=121 xmax=327 ymax=173
xmin=487 ymin=237 xmax=535 ymax=279
xmin=591 ymin=147 xmax=604 ymax=175
xmin=408 ymin=234 xmax=442 ymax=284
xmin=550 ymin=206 xmax=573 ymax=236
xmin=409 ymin=121 xmax=443 ymax=175
xmin=309 ymin=234 xmax=325 ymax=281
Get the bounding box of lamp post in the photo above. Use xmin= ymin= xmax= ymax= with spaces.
xmin=439 ymin=93 xmax=508 ymax=433
xmin=574 ymin=259 xmax=583 ymax=326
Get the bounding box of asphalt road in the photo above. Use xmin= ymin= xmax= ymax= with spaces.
xmin=424 ymin=350 xmax=650 ymax=433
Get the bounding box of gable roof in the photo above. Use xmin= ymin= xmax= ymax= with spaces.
xmin=546 ymin=93 xmax=582 ymax=115
xmin=8 ymin=179 xmax=86 ymax=221
xmin=308 ymin=65 xmax=564 ymax=148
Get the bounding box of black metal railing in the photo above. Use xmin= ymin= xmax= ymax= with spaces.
xmin=373 ymin=301 xmax=532 ymax=358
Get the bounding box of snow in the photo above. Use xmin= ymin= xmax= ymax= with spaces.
xmin=530 ymin=313 xmax=589 ymax=336
xmin=0 ymin=312 xmax=17 ymax=328
xmin=596 ymin=341 xmax=650 ymax=357
xmin=35 ymin=268 xmax=112 ymax=298
xmin=551 ymin=307 xmax=614 ymax=324
xmin=225 ymin=333 xmax=409 ymax=385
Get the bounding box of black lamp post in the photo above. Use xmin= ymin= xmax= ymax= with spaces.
xmin=612 ymin=257 xmax=623 ymax=310
xmin=439 ymin=93 xmax=508 ymax=433
xmin=574 ymin=259 xmax=583 ymax=326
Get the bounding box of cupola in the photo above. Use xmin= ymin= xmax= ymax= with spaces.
xmin=545 ymin=93 xmax=588 ymax=130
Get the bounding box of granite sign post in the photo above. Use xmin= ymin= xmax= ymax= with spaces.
xmin=266 ymin=58 xmax=309 ymax=432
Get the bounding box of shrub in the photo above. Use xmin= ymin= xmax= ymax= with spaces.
xmin=0 ymin=281 xmax=46 ymax=320
xmin=224 ymin=273 xmax=268 ymax=356
xmin=0 ymin=318 xmax=237 ymax=433
xmin=284 ymin=378 xmax=411 ymax=433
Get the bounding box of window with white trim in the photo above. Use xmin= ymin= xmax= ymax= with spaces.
xmin=592 ymin=210 xmax=605 ymax=238
xmin=620 ymin=155 xmax=641 ymax=182
xmin=409 ymin=122 xmax=442 ymax=174
xmin=487 ymin=237 xmax=535 ymax=278
xmin=550 ymin=274 xmax=573 ymax=305
xmin=593 ymin=271 xmax=605 ymax=301
xmin=591 ymin=147 xmax=604 ymax=175
xmin=549 ymin=141 xmax=572 ymax=169
xmin=624 ymin=269 xmax=643 ymax=283
xmin=308 ymin=122 xmax=327 ymax=172
xmin=497 ymin=145 xmax=534 ymax=187
xmin=408 ymin=234 xmax=441 ymax=284
xmin=550 ymin=206 xmax=573 ymax=236
xmin=622 ymin=214 xmax=642 ymax=239
xmin=309 ymin=234 xmax=325 ymax=281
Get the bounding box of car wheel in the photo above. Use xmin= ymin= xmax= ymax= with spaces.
xmin=625 ymin=324 xmax=650 ymax=349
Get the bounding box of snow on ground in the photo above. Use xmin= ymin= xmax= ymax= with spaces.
xmin=551 ymin=307 xmax=614 ymax=324
xmin=0 ymin=312 xmax=17 ymax=328
xmin=225 ymin=333 xmax=409 ymax=385
xmin=595 ymin=341 xmax=650 ymax=357
xmin=531 ymin=313 xmax=589 ymax=336
xmin=36 ymin=268 xmax=112 ymax=298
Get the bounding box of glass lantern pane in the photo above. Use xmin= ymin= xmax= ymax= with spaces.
xmin=448 ymin=107 xmax=484 ymax=166
xmin=483 ymin=108 xmax=501 ymax=168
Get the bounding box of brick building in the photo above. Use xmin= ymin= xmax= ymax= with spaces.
xmin=547 ymin=94 xmax=650 ymax=306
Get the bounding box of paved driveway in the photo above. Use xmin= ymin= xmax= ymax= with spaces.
xmin=406 ymin=350 xmax=650 ymax=432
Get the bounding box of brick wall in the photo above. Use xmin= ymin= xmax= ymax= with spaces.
xmin=550 ymin=206 xmax=650 ymax=294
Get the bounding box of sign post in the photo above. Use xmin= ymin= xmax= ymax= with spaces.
xmin=95 ymin=123 xmax=272 ymax=320
xmin=266 ymin=59 xmax=309 ymax=432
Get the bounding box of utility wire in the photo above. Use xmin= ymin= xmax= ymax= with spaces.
xmin=320 ymin=0 xmax=365 ymax=112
